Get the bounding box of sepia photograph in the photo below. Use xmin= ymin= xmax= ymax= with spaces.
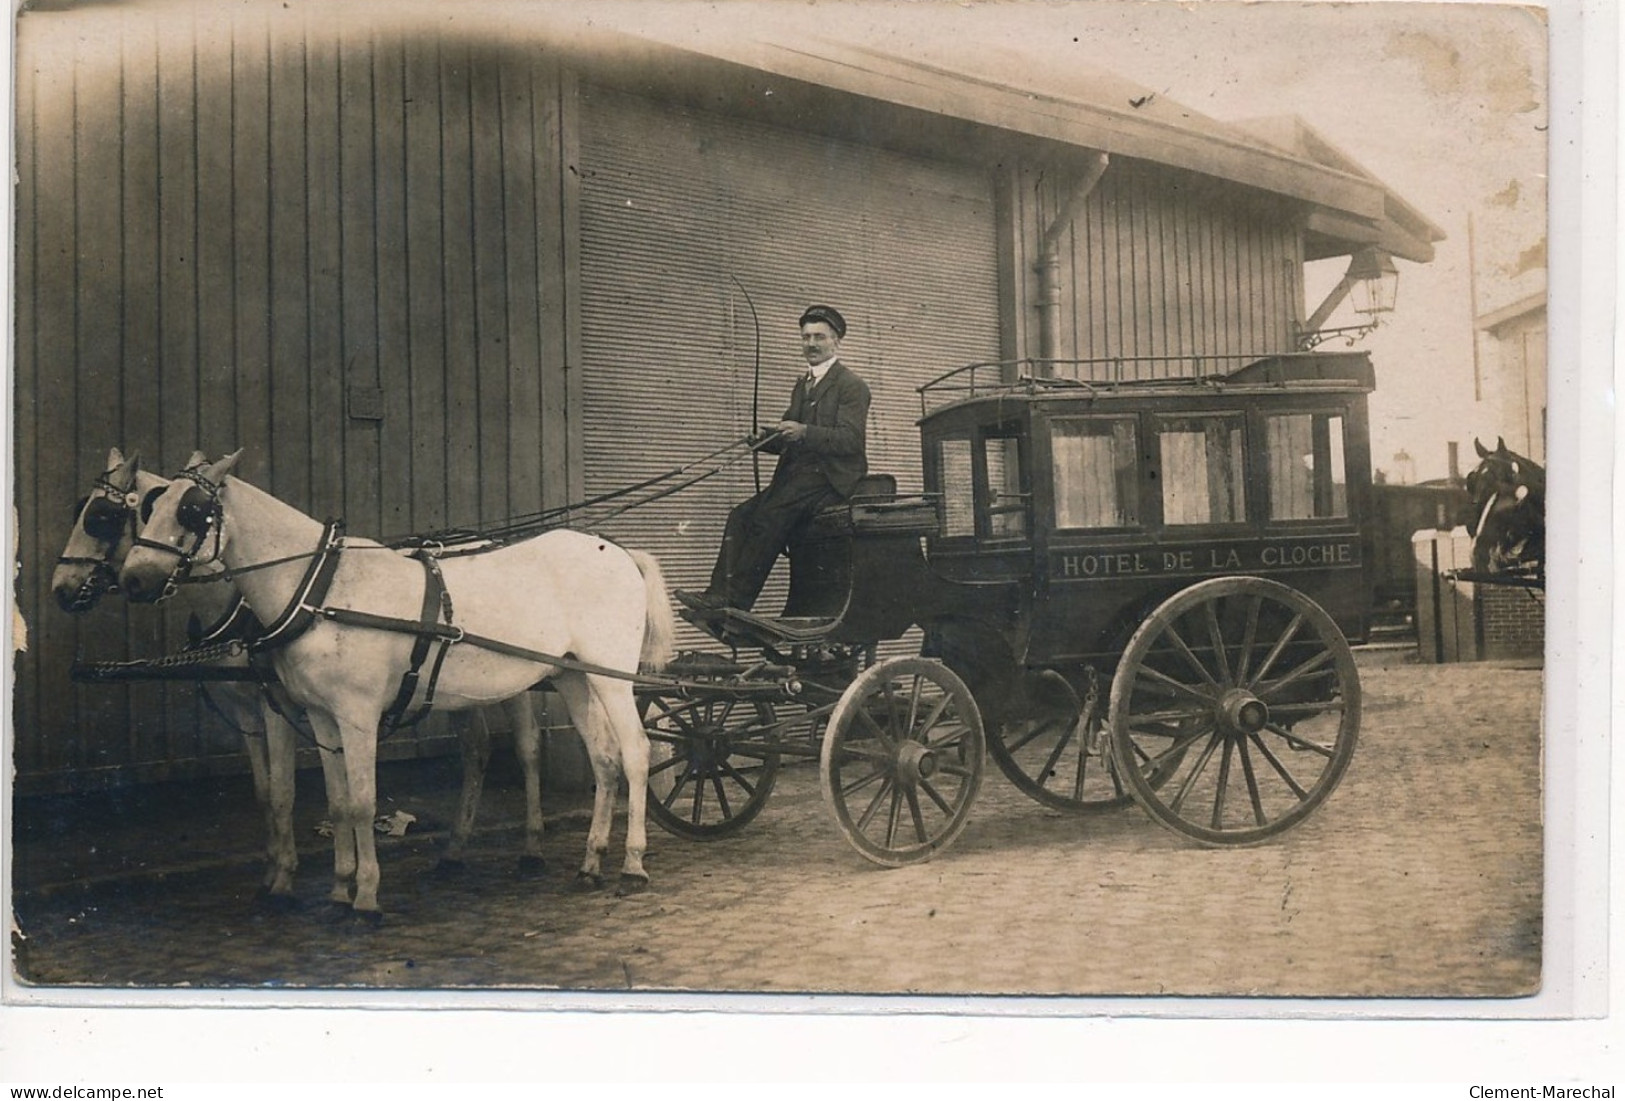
xmin=5 ymin=0 xmax=1573 ymax=1025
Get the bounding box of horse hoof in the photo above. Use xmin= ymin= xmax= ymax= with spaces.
xmin=432 ymin=858 xmax=468 ymax=878
xmin=615 ymin=874 xmax=651 ymax=898
xmin=517 ymin=854 xmax=548 ymax=878
xmin=573 ymin=871 xmax=604 ymax=892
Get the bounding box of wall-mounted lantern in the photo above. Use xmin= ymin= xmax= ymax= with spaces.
xmin=1298 ymin=246 xmax=1401 ymax=349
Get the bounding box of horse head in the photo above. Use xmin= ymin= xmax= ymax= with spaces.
xmin=52 ymin=447 xmax=158 ymax=612
xmin=1466 ymin=436 xmax=1545 ymax=575
xmin=120 ymin=450 xmax=242 ymax=603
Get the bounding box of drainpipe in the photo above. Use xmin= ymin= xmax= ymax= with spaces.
xmin=1036 ymin=152 xmax=1109 ymax=369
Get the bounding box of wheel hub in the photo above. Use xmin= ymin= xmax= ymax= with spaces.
xmin=895 ymin=741 xmax=939 ymax=785
xmin=1218 ymin=689 xmax=1269 ymax=735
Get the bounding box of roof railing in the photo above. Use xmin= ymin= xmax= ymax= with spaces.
xmin=916 ymin=351 xmax=1369 ymax=417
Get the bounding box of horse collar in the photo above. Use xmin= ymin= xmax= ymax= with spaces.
xmin=251 ymin=520 xmax=348 ymax=653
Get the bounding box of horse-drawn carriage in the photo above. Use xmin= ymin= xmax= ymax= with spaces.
xmin=65 ymin=350 xmax=1377 ymax=916
xmin=643 ymin=350 xmax=1372 ymax=859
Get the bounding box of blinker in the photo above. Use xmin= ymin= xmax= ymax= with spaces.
xmin=176 ymin=485 xmax=216 ymax=535
xmin=81 ymin=497 xmax=129 ymax=543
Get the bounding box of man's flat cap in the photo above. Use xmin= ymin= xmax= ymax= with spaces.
xmin=798 ymin=305 xmax=847 ymax=338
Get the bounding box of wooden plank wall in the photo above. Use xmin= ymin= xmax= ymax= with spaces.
xmin=1009 ymin=159 xmax=1305 ymax=378
xmin=13 ymin=6 xmax=569 ymax=793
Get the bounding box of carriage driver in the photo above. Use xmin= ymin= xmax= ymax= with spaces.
xmin=676 ymin=304 xmax=871 ymax=614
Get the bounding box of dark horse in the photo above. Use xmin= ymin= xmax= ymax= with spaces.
xmin=1464 ymin=437 xmax=1545 ymax=582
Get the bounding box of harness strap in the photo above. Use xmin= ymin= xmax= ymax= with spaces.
xmin=315 ymin=606 xmax=661 ymax=687
xmin=379 ymin=553 xmax=453 ymax=735
xmin=251 ymin=521 xmax=347 ymax=653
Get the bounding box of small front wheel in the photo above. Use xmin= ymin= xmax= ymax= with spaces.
xmin=641 ymin=692 xmax=781 ymax=839
xmin=820 ymin=657 xmax=985 ymax=867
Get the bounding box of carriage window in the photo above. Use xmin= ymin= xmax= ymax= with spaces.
xmin=1052 ymin=417 xmax=1140 ymax=529
xmin=1267 ymin=413 xmax=1347 ymax=519
xmin=1158 ymin=415 xmax=1246 ymax=525
xmin=984 ymin=434 xmax=1026 ymax=538
xmin=939 ymin=438 xmax=975 ymax=537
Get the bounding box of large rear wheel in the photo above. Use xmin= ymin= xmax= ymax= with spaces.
xmin=1108 ymin=577 xmax=1360 ymax=845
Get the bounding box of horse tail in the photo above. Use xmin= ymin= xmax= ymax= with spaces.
xmin=625 ymin=548 xmax=676 ymax=672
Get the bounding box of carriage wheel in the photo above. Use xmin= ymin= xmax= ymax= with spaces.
xmin=641 ymin=693 xmax=780 ymax=840
xmin=1108 ymin=577 xmax=1360 ymax=845
xmin=820 ymin=657 xmax=985 ymax=867
xmin=989 ymin=668 xmax=1150 ymax=813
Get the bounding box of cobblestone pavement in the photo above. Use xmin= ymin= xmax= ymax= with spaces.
xmin=9 ymin=654 xmax=1542 ymax=999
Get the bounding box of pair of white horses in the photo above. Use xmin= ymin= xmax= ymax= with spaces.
xmin=54 ymin=448 xmax=673 ymax=922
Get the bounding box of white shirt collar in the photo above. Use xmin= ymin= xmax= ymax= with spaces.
xmin=806 ymin=357 xmax=837 ymax=384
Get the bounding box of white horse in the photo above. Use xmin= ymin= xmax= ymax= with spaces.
xmin=53 ymin=449 xmax=550 ymax=908
xmin=120 ymin=451 xmax=674 ymax=920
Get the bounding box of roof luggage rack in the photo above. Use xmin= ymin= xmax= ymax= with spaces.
xmin=917 ymin=351 xmax=1374 ymax=416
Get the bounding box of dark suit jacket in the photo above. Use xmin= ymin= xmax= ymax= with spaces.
xmin=761 ymin=359 xmax=871 ymax=497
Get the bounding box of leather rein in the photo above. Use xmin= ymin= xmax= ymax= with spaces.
xmin=136 ymin=471 xmax=666 ymax=736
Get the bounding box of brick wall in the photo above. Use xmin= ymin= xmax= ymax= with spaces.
xmin=1477 ymin=585 xmax=1545 ymax=660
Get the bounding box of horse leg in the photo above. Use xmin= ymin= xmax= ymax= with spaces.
xmin=438 ymin=709 xmax=492 ymax=874
xmin=595 ymin=679 xmax=651 ymax=894
xmin=555 ymin=675 xmax=618 ymax=890
xmin=259 ymin=698 xmax=302 ymax=906
xmin=307 ymin=712 xmax=357 ymax=911
xmin=238 ymin=719 xmax=274 ymax=888
xmin=508 ymin=694 xmax=548 ymax=877
xmin=333 ymin=713 xmax=383 ymax=923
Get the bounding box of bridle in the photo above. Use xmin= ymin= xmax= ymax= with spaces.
xmin=57 ymin=470 xmax=157 ymax=607
xmin=129 ymin=467 xmax=229 ymax=598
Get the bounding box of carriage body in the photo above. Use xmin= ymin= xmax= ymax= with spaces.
xmin=657 ymin=351 xmax=1373 ymax=856
xmin=914 ymin=352 xmax=1374 ymax=714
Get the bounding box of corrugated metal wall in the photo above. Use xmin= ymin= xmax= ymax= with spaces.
xmin=14 ymin=7 xmax=1319 ymax=794
xmin=572 ymin=83 xmax=1002 ymax=633
xmin=1010 ymin=160 xmax=1304 ymax=376
xmin=13 ymin=7 xmax=570 ymax=792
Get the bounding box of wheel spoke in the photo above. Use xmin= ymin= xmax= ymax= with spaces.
xmin=1246 ymin=611 xmax=1304 ymax=690
xmin=687 ymin=768 xmax=707 ymax=824
xmin=1004 ymin=715 xmax=1065 ymax=755
xmin=1168 ymin=732 xmax=1222 ymax=815
xmin=1125 ymin=706 xmax=1212 ymax=727
xmin=854 ymin=774 xmax=895 ymax=830
xmin=1237 ymin=737 xmax=1268 ymax=826
xmin=935 ymin=760 xmax=976 ymax=779
xmin=648 ymin=752 xmax=689 ymax=779
xmin=840 ymin=762 xmax=889 ymax=799
xmin=1204 ymin=601 xmax=1233 ymax=685
xmin=1134 ymin=664 xmax=1218 ymax=706
xmin=1211 ymin=738 xmax=1235 ymax=829
xmin=905 ymin=675 xmax=924 ymax=740
xmin=904 ymin=786 xmax=929 ymax=844
xmin=1247 ymin=732 xmax=1310 ymax=799
xmin=1256 ymin=649 xmax=1335 ymax=701
xmin=661 ymin=768 xmax=693 ymax=811
xmin=718 ymin=758 xmax=758 ymax=797
xmin=1036 ymin=714 xmax=1081 ymax=788
xmin=1162 ymin=621 xmax=1221 ymax=689
xmin=918 ymin=776 xmax=957 ymax=816
xmin=708 ymin=774 xmax=734 ymax=820
xmin=854 ymin=704 xmax=900 ymax=750
xmin=912 ymin=693 xmax=955 ymax=744
xmin=1263 ymin=721 xmax=1335 ymax=758
xmin=884 ymin=786 xmax=904 ymax=848
xmin=1268 ymin=700 xmax=1347 ymax=716
xmin=1234 ymin=594 xmax=1262 ymax=685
